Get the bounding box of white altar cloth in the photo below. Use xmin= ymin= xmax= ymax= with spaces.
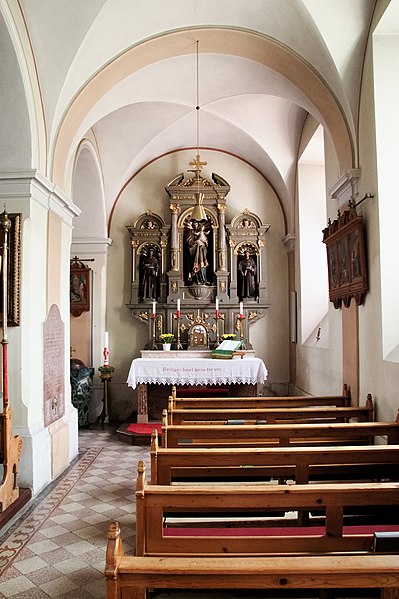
xmin=127 ymin=357 xmax=268 ymax=388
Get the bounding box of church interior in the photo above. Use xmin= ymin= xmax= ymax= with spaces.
xmin=1 ymin=0 xmax=399 ymax=597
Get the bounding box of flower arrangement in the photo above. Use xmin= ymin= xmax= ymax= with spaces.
xmin=98 ymin=365 xmax=115 ymax=375
xmin=160 ymin=333 xmax=175 ymax=344
xmin=222 ymin=333 xmax=237 ymax=340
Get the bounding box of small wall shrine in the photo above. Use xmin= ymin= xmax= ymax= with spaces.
xmin=126 ymin=155 xmax=270 ymax=349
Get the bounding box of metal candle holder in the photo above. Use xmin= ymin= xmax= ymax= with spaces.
xmin=151 ymin=315 xmax=158 ymax=350
xmin=176 ymin=316 xmax=183 ymax=350
xmin=239 ymin=314 xmax=246 ymax=350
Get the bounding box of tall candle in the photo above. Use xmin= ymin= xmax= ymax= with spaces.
xmin=177 ymin=298 xmax=181 ymax=318
xmin=215 ymin=297 xmax=219 ymax=319
xmin=152 ymin=301 xmax=156 ymax=318
xmin=239 ymin=301 xmax=244 ymax=317
xmin=103 ymin=331 xmax=109 ymax=366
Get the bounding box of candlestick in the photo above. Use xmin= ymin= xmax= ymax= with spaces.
xmin=152 ymin=301 xmax=156 ymax=318
xmin=215 ymin=297 xmax=219 ymax=319
xmin=151 ymin=314 xmax=158 ymax=350
xmin=176 ymin=314 xmax=183 ymax=350
xmin=239 ymin=312 xmax=246 ymax=350
xmin=239 ymin=301 xmax=244 ymax=317
xmin=177 ymin=298 xmax=181 ymax=318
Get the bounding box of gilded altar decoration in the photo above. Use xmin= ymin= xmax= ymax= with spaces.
xmin=126 ymin=156 xmax=271 ymax=349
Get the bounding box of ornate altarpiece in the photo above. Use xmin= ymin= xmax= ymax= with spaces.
xmin=126 ymin=157 xmax=271 ymax=349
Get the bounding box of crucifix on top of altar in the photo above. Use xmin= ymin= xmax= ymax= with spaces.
xmin=126 ymin=153 xmax=271 ymax=351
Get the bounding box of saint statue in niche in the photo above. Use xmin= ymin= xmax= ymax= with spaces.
xmin=237 ymin=250 xmax=258 ymax=301
xmin=185 ymin=219 xmax=211 ymax=285
xmin=139 ymin=246 xmax=160 ymax=301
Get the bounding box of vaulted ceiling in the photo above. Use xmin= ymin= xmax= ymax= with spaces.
xmin=1 ymin=0 xmax=382 ymax=236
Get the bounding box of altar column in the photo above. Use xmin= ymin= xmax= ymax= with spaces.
xmin=167 ymin=202 xmax=180 ymax=300
xmin=216 ymin=203 xmax=229 ymax=301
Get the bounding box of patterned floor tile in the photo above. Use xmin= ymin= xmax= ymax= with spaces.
xmin=0 ymin=429 xmax=143 ymax=598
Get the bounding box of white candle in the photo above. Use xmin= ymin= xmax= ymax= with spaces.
xmin=239 ymin=301 xmax=244 ymax=317
xmin=215 ymin=297 xmax=219 ymax=318
xmin=104 ymin=331 xmax=109 ymax=366
xmin=177 ymin=298 xmax=181 ymax=318
xmin=152 ymin=301 xmax=156 ymax=318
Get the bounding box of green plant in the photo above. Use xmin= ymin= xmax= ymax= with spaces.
xmin=160 ymin=333 xmax=175 ymax=344
xmin=98 ymin=365 xmax=115 ymax=374
xmin=222 ymin=333 xmax=237 ymax=340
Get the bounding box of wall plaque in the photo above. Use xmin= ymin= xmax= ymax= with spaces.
xmin=43 ymin=304 xmax=65 ymax=427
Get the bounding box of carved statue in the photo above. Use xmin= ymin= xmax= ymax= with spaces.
xmin=139 ymin=246 xmax=160 ymax=300
xmin=237 ymin=250 xmax=257 ymax=300
xmin=185 ymin=220 xmax=211 ymax=285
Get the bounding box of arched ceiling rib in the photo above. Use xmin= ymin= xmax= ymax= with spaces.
xmin=4 ymin=1 xmax=375 ymax=235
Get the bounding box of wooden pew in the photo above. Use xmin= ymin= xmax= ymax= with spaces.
xmin=169 ymin=383 xmax=352 ymax=409
xmin=167 ymin=398 xmax=373 ymax=425
xmin=105 ymin=462 xmax=399 ymax=598
xmin=105 ymin=529 xmax=399 ymax=599
xmin=151 ymin=431 xmax=399 ymax=485
xmin=0 ymin=405 xmax=23 ymax=512
xmin=135 ymin=461 xmax=399 ymax=554
xmin=162 ymin=415 xmax=399 ymax=448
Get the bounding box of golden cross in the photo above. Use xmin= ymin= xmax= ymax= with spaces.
xmin=189 ymin=154 xmax=207 ymax=174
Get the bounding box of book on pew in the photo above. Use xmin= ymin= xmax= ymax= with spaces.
xmin=212 ymin=339 xmax=242 ymax=359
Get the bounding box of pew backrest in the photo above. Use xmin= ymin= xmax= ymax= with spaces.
xmin=105 ymin=524 xmax=399 ymax=599
xmin=167 ymin=403 xmax=373 ymax=425
xmin=169 ymin=384 xmax=351 ymax=408
xmin=150 ymin=434 xmax=399 ymax=485
xmin=161 ymin=417 xmax=399 ymax=448
xmin=135 ymin=460 xmax=399 ymax=556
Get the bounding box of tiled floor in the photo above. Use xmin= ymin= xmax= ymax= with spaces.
xmin=0 ymin=428 xmax=148 ymax=598
xmin=0 ymin=429 xmax=380 ymax=599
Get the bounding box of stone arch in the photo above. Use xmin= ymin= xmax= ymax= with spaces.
xmin=51 ymin=28 xmax=354 ymax=193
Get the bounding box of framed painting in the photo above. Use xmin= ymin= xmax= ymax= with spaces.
xmin=70 ymin=258 xmax=91 ymax=317
xmin=323 ymin=205 xmax=368 ymax=309
xmin=0 ymin=212 xmax=21 ymax=326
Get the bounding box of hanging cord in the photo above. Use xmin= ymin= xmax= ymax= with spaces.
xmin=196 ymin=39 xmax=200 ymax=156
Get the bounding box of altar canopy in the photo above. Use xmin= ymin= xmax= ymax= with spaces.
xmin=127 ymin=357 xmax=268 ymax=388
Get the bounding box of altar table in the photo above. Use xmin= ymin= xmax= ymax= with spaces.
xmin=127 ymin=356 xmax=268 ymax=423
